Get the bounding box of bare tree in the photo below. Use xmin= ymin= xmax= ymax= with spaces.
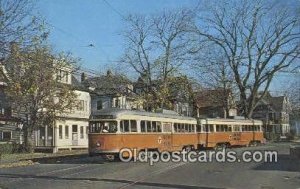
xmin=191 ymin=45 xmax=236 ymax=117
xmin=288 ymin=74 xmax=300 ymax=114
xmin=0 ymin=0 xmax=45 ymax=57
xmin=121 ymin=9 xmax=194 ymax=110
xmin=194 ymin=0 xmax=300 ymax=118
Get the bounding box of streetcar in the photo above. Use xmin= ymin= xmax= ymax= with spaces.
xmin=88 ymin=109 xmax=264 ymax=158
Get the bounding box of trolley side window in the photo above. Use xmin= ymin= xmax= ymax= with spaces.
xmin=233 ymin=125 xmax=241 ymax=132
xmin=157 ymin=122 xmax=162 ymax=132
xmin=147 ymin=121 xmax=152 ymax=132
xmin=120 ymin=120 xmax=129 ymax=132
xmin=256 ymin=125 xmax=262 ymax=131
xmin=130 ymin=120 xmax=137 ymax=132
xmin=203 ymin=124 xmax=214 ymax=132
xmin=216 ymin=125 xmax=229 ymax=132
xmin=162 ymin=122 xmax=172 ymax=132
xmin=242 ymin=125 xmax=255 ymax=132
xmin=89 ymin=121 xmax=117 ymax=133
xmin=140 ymin=121 xmax=162 ymax=133
xmin=180 ymin=123 xmax=185 ymax=132
xmin=120 ymin=120 xmax=137 ymax=133
xmin=174 ymin=123 xmax=178 ymax=132
xmin=152 ymin=121 xmax=157 ymax=132
xmin=141 ymin=121 xmax=146 ymax=132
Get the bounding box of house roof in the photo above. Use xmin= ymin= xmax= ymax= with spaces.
xmin=71 ymin=75 xmax=89 ymax=92
xmin=257 ymin=95 xmax=286 ymax=112
xmin=82 ymin=72 xmax=134 ymax=96
xmin=269 ymin=96 xmax=285 ymax=112
xmin=133 ymin=76 xmax=193 ymax=102
xmin=194 ymin=88 xmax=231 ymax=108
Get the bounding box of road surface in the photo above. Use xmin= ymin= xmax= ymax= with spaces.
xmin=0 ymin=143 xmax=299 ymax=189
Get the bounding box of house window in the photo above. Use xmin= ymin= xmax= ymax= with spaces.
xmin=97 ymin=100 xmax=103 ymax=110
xmin=0 ymin=131 xmax=12 ymax=141
xmin=86 ymin=126 xmax=89 ymax=138
xmin=57 ymin=70 xmax=69 ymax=83
xmin=0 ymin=108 xmax=4 ymax=115
xmin=59 ymin=125 xmax=63 ymax=139
xmin=65 ymin=72 xmax=69 ymax=83
xmin=80 ymin=126 xmax=84 ymax=139
xmin=65 ymin=125 xmax=69 ymax=139
xmin=136 ymin=88 xmax=142 ymax=94
xmin=115 ymin=98 xmax=120 ymax=108
xmin=72 ymin=125 xmax=78 ymax=133
xmin=77 ymin=100 xmax=85 ymax=111
xmin=57 ymin=70 xmax=62 ymax=81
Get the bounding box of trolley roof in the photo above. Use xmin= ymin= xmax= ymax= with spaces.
xmin=91 ymin=108 xmax=196 ymax=121
xmin=91 ymin=108 xmax=263 ymax=124
xmin=198 ymin=118 xmax=263 ymax=125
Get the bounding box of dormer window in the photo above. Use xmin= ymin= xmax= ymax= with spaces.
xmin=97 ymin=100 xmax=103 ymax=110
xmin=56 ymin=69 xmax=69 ymax=83
xmin=115 ymin=98 xmax=120 ymax=108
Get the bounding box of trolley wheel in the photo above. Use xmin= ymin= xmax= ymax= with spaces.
xmin=253 ymin=141 xmax=259 ymax=147
xmin=183 ymin=145 xmax=192 ymax=153
xmin=105 ymin=154 xmax=118 ymax=161
xmin=214 ymin=143 xmax=226 ymax=151
xmin=248 ymin=141 xmax=259 ymax=147
xmin=137 ymin=150 xmax=147 ymax=160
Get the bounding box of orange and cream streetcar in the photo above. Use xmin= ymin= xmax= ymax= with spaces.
xmin=88 ymin=109 xmax=264 ymax=158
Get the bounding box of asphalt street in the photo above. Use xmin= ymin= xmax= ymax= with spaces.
xmin=0 ymin=143 xmax=299 ymax=189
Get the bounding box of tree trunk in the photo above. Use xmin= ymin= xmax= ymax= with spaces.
xmin=246 ymin=107 xmax=254 ymax=119
xmin=23 ymin=126 xmax=34 ymax=153
xmin=240 ymin=91 xmax=250 ymax=118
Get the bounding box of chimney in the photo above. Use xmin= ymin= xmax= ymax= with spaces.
xmin=107 ymin=69 xmax=112 ymax=77
xmin=81 ymin=72 xmax=86 ymax=82
xmin=9 ymin=42 xmax=19 ymax=54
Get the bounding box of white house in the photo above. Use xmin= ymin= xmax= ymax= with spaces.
xmin=83 ymin=70 xmax=143 ymax=113
xmin=34 ymin=68 xmax=91 ymax=152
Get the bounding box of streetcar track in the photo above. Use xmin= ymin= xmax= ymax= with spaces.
xmin=2 ymin=164 xmax=89 ymax=184
xmin=117 ymin=162 xmax=187 ymax=189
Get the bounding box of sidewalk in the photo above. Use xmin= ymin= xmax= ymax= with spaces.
xmin=292 ymin=139 xmax=300 ymax=143
xmin=0 ymin=150 xmax=88 ymax=168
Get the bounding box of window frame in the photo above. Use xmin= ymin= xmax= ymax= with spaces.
xmin=80 ymin=126 xmax=84 ymax=139
xmin=96 ymin=100 xmax=103 ymax=110
xmin=0 ymin=131 xmax=12 ymax=141
xmin=59 ymin=125 xmax=63 ymax=139
xmin=65 ymin=125 xmax=69 ymax=139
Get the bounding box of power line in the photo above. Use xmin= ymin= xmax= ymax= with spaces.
xmin=102 ymin=0 xmax=126 ymax=19
xmin=29 ymin=13 xmax=113 ymax=61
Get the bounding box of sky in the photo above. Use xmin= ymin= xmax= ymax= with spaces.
xmin=36 ymin=0 xmax=198 ymax=72
xmin=36 ymin=0 xmax=299 ymax=94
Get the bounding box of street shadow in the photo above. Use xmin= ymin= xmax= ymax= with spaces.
xmin=26 ymin=154 xmax=108 ymax=164
xmin=253 ymin=154 xmax=300 ymax=172
xmin=0 ymin=173 xmax=222 ymax=189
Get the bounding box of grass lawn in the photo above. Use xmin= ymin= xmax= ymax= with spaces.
xmin=0 ymin=149 xmax=88 ymax=165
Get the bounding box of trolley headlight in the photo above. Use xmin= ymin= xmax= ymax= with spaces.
xmin=96 ymin=141 xmax=101 ymax=147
